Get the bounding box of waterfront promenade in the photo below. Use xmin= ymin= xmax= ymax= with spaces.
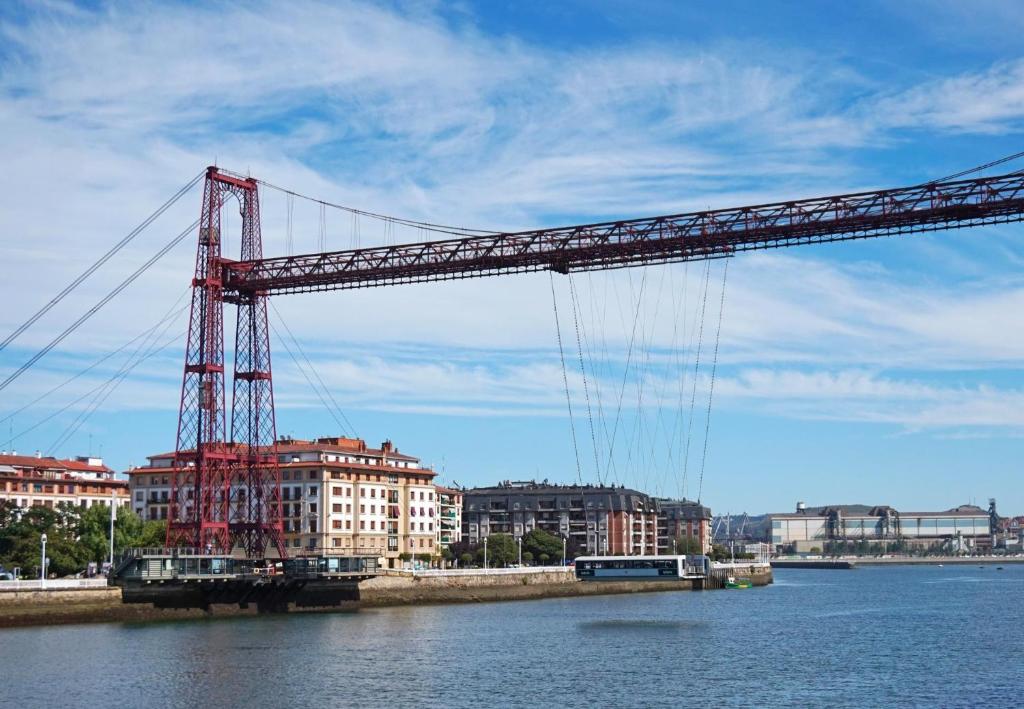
xmin=0 ymin=563 xmax=771 ymax=628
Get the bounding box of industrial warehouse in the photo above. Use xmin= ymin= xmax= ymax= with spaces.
xmin=766 ymin=501 xmax=999 ymax=554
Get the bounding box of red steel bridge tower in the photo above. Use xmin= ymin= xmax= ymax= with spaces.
xmin=166 ymin=167 xmax=285 ymax=559
xmin=166 ymin=164 xmax=1024 ymax=559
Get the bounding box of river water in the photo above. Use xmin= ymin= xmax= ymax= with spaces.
xmin=1 ymin=565 xmax=1021 ymax=708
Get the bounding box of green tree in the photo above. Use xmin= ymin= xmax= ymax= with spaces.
xmin=673 ymin=536 xmax=703 ymax=555
xmin=522 ymin=550 xmax=534 ymax=565
xmin=76 ymin=505 xmax=166 ymax=566
xmin=0 ymin=504 xmax=87 ymax=577
xmin=459 ymin=552 xmax=473 ymax=567
xmin=521 ymin=529 xmax=563 ymax=563
xmin=483 ymin=534 xmax=517 ymax=566
xmin=539 ymin=553 xmax=550 ymax=565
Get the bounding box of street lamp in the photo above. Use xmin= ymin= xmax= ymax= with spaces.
xmin=40 ymin=533 xmax=47 ymax=587
xmin=483 ymin=536 xmax=488 ymax=570
xmin=562 ymin=536 xmax=567 ymax=566
xmin=517 ymin=537 xmax=522 ymax=567
xmin=108 ymin=491 xmax=117 ymax=569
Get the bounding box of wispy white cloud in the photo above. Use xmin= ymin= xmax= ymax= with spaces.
xmin=1 ymin=0 xmax=1023 ymax=471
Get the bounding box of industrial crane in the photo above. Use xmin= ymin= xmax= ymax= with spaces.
xmin=169 ymin=166 xmax=1024 ymax=559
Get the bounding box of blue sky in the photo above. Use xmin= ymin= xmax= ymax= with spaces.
xmin=0 ymin=1 xmax=1022 ymax=515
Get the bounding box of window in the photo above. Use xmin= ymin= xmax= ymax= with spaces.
xmin=346 ymin=488 xmax=352 ymax=497
xmin=410 ymin=491 xmax=415 ymax=501
xmin=346 ymin=520 xmax=351 ymax=530
xmin=333 ymin=504 xmax=342 ymax=513
xmin=360 ymin=488 xmax=366 ymax=498
xmin=370 ymin=521 xmax=376 ymax=530
xmin=333 ymin=487 xmax=342 ymax=496
xmin=360 ymin=520 xmax=365 ymax=530
xmin=360 ymin=504 xmax=365 ymax=514
xmin=419 ymin=491 xmax=424 ymax=501
xmin=309 ymin=487 xmax=318 ymax=497
xmin=371 ymin=488 xmax=376 ymax=498
xmin=370 ymin=505 xmax=376 ymax=514
xmin=309 ymin=471 xmax=317 ymax=481
xmin=346 ymin=503 xmax=351 ymax=513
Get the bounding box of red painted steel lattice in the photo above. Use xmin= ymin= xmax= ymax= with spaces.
xmin=168 ymin=165 xmax=1024 ymax=560
xmin=167 ymin=168 xmax=285 ymax=558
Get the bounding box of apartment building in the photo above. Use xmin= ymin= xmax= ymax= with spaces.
xmin=0 ymin=452 xmax=129 ymax=510
xmin=461 ymin=481 xmax=660 ymax=555
xmin=435 ymin=486 xmax=463 ymax=551
xmin=128 ymin=436 xmax=439 ymax=567
xmin=656 ymin=498 xmax=713 ymax=554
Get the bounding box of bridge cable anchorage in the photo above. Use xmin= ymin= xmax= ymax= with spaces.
xmin=0 ymin=286 xmax=190 ymax=427
xmin=567 ymin=273 xmax=602 ymax=485
xmin=549 ymin=272 xmax=583 ymax=485
xmin=682 ymin=259 xmax=712 ymax=499
xmin=0 ymin=218 xmax=200 ymax=395
xmin=697 ymin=260 xmax=729 ymax=504
xmin=0 ymin=171 xmax=203 ymax=355
xmin=268 ymin=302 xmax=357 ymax=438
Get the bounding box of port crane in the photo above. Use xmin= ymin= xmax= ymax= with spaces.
xmin=169 ymin=166 xmax=1024 ymax=559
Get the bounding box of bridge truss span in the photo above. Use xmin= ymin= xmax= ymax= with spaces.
xmin=223 ymin=169 xmax=1024 ymax=297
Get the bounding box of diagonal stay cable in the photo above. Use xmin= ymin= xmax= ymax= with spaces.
xmin=268 ymin=300 xmax=357 ymax=437
xmin=0 ymin=288 xmax=190 ymax=427
xmin=47 ymin=296 xmax=189 ymax=453
xmin=0 ymin=171 xmax=202 ymax=354
xmin=0 ymin=218 xmax=199 ymax=394
xmin=267 ymin=318 xmax=354 ymax=438
xmin=697 ymin=260 xmax=729 ymax=503
xmin=550 ymin=273 xmax=584 ymax=485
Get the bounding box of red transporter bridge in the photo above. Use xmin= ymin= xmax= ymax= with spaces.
xmin=165 ymin=166 xmax=1024 ymax=562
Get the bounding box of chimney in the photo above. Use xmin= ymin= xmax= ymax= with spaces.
xmin=35 ymin=450 xmax=42 ymax=459
xmin=796 ymin=501 xmax=806 ymax=514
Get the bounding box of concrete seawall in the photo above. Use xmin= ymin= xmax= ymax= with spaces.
xmin=0 ymin=565 xmax=772 ymax=629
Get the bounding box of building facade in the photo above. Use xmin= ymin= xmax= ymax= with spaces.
xmin=0 ymin=453 xmax=129 ymax=511
xmin=435 ymin=486 xmax=463 ymax=551
xmin=767 ymin=501 xmax=994 ymax=552
xmin=128 ymin=436 xmax=445 ymax=567
xmin=461 ymin=482 xmax=662 ymax=555
xmin=656 ymin=499 xmax=713 ymax=554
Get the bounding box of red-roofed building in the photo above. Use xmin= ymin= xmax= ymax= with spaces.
xmin=127 ymin=435 xmax=452 ymax=568
xmin=0 ymin=452 xmax=129 ymax=511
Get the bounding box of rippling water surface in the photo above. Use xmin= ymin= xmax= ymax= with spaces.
xmin=2 ymin=565 xmax=1022 ymax=708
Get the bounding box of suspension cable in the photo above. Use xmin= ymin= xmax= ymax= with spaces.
xmin=268 ymin=302 xmax=357 ymax=437
xmin=550 ymin=273 xmax=583 ymax=485
xmin=0 ymin=171 xmax=203 ymax=354
xmin=223 ymin=170 xmax=498 ymax=238
xmin=925 ymin=149 xmax=1024 ymax=184
xmin=697 ymin=260 xmax=728 ymax=503
xmin=681 ymin=259 xmax=712 ymax=498
xmin=47 ymin=295 xmax=188 ymax=453
xmin=0 ymin=218 xmax=200 ymax=394
xmin=0 ymin=288 xmax=190 ymax=427
xmin=567 ymin=274 xmax=602 ymax=485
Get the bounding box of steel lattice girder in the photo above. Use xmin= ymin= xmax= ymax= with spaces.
xmin=221 ymin=170 xmax=1024 ymax=297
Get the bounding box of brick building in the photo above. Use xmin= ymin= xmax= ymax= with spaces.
xmin=0 ymin=452 xmax=129 ymax=511
xmin=127 ymin=436 xmax=445 ymax=567
xmin=656 ymin=498 xmax=713 ymax=554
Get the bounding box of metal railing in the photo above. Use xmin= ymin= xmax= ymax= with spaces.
xmin=0 ymin=578 xmax=110 ymax=592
